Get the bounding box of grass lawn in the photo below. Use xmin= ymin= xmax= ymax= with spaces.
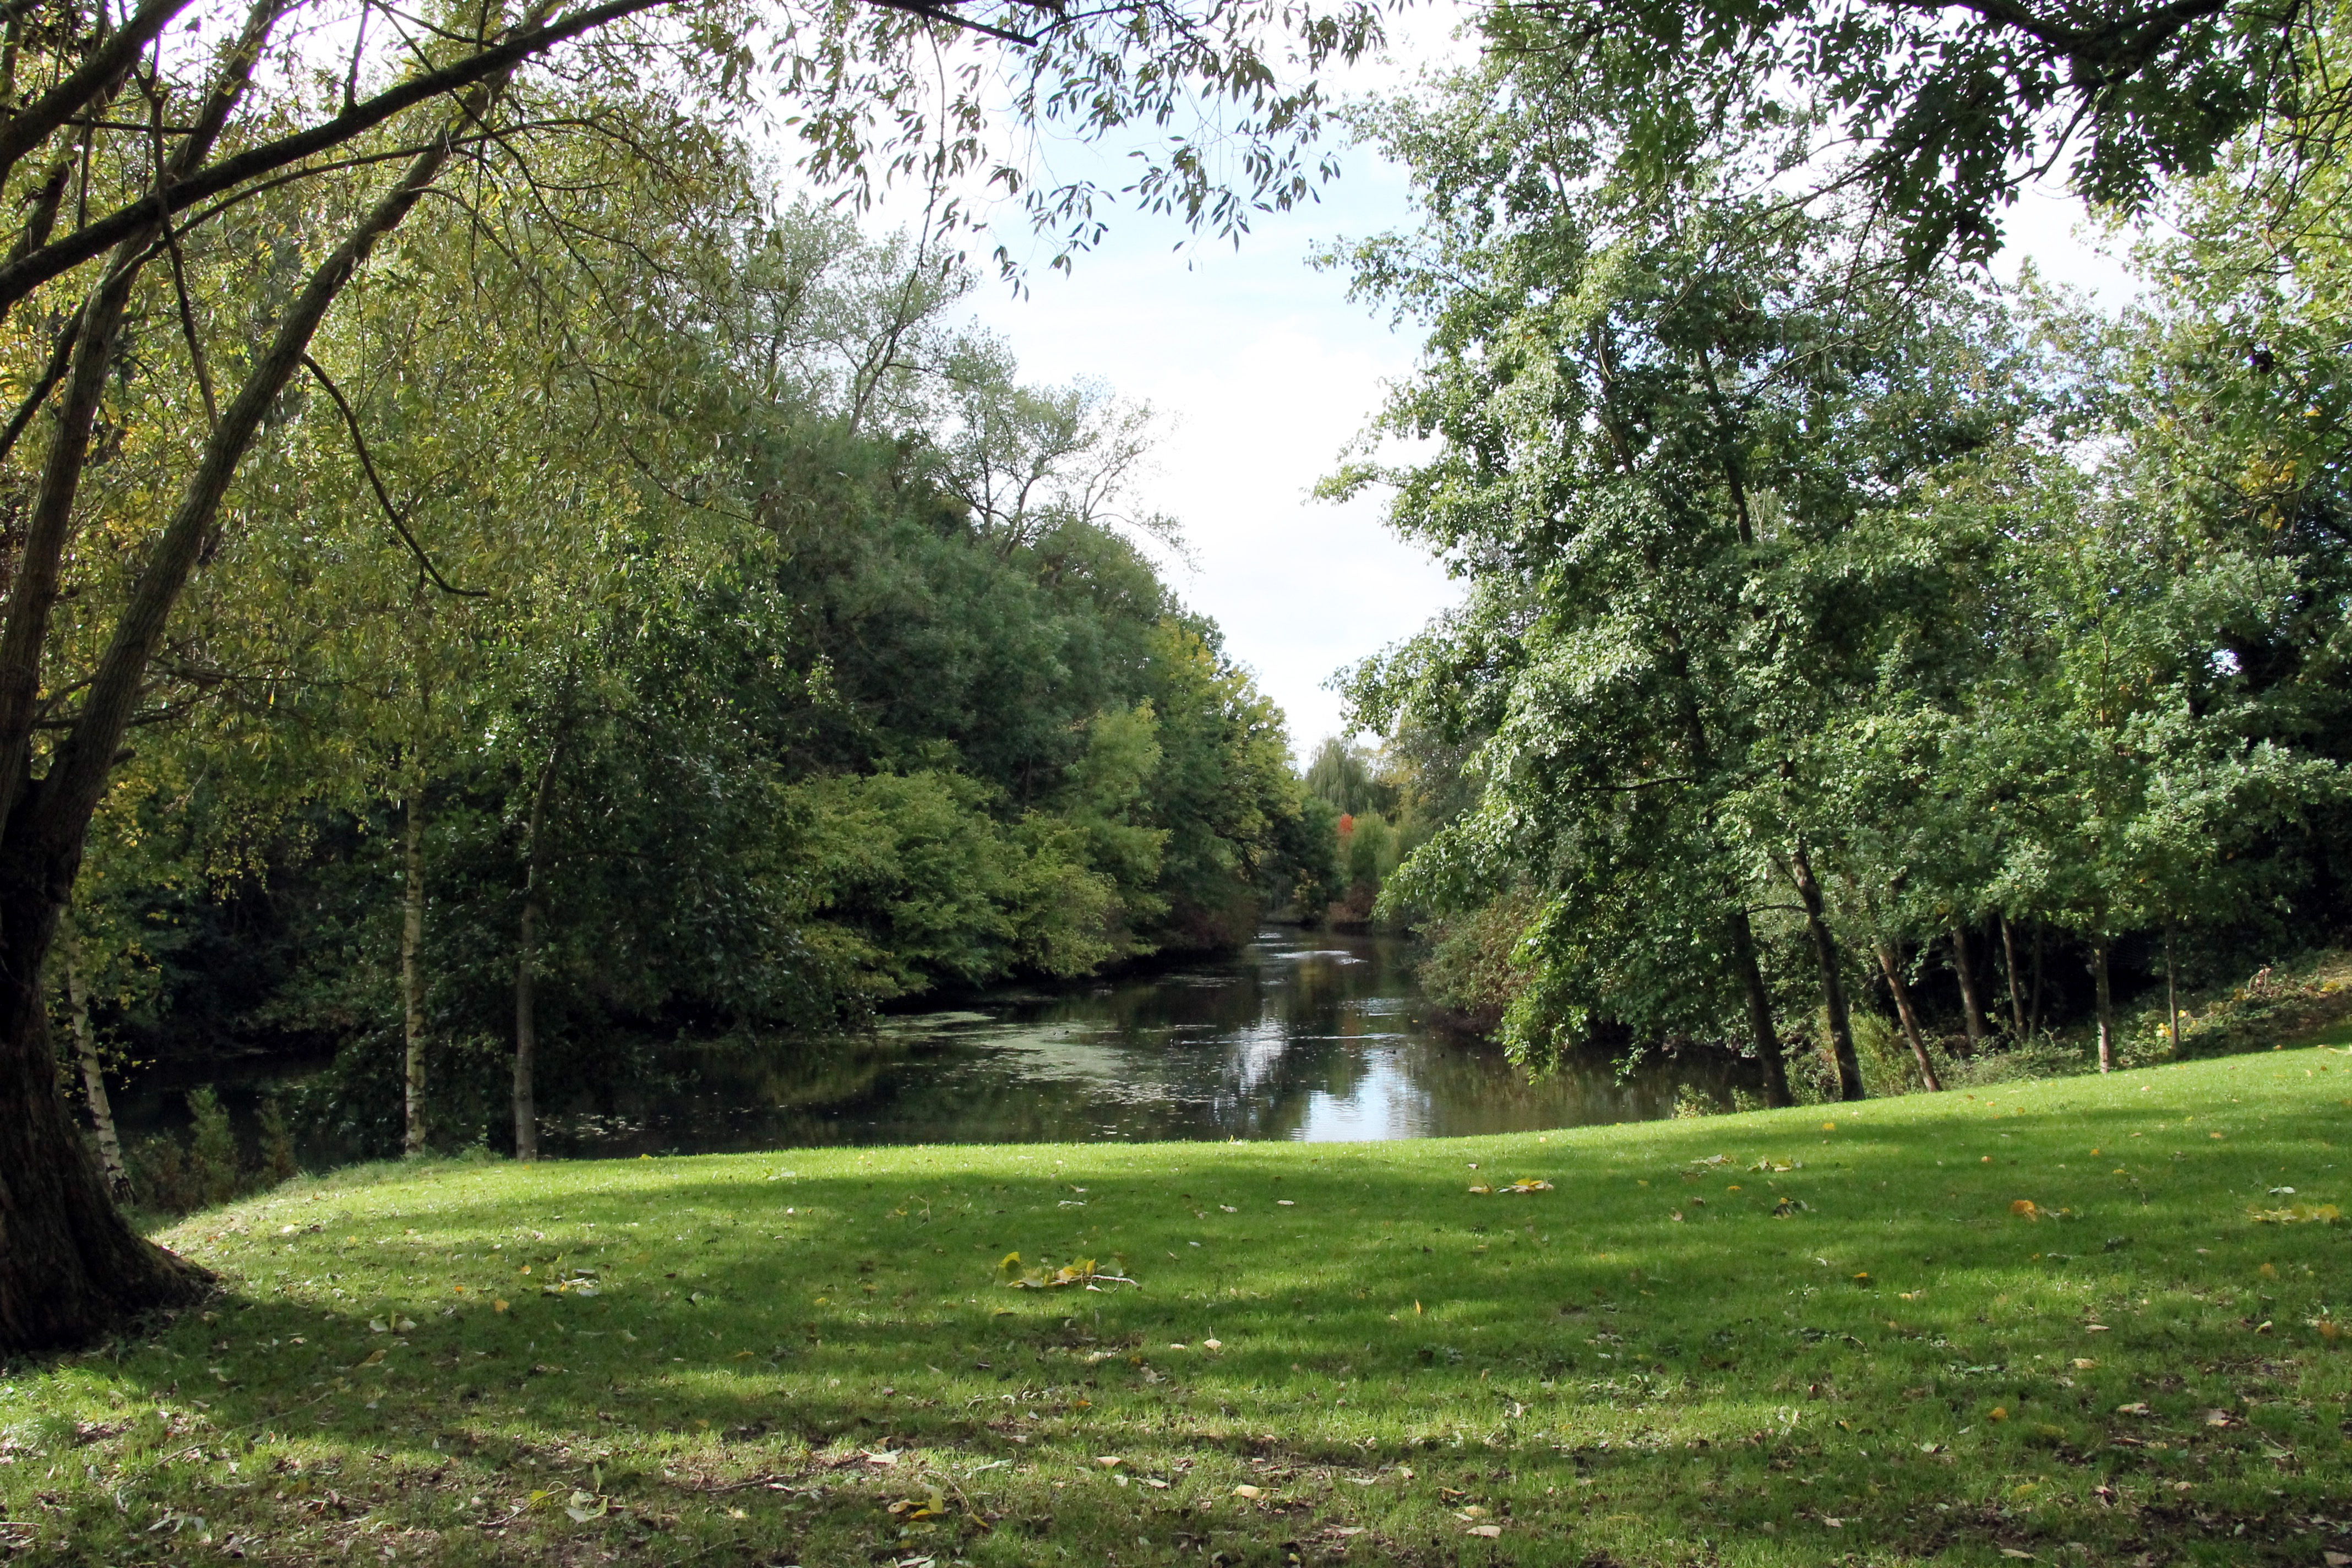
xmin=6 ymin=1048 xmax=2351 ymax=1566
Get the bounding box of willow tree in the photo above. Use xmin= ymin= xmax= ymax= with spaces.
xmin=0 ymin=0 xmax=1382 ymax=1352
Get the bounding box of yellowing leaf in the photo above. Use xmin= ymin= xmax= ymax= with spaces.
xmin=1232 ymin=1484 xmax=1263 ymax=1499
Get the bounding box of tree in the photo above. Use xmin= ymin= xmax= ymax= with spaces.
xmin=1333 ymin=54 xmax=2054 ymax=1100
xmin=1473 ymin=0 xmax=2320 ymax=266
xmin=0 ymin=0 xmax=1384 ymax=1353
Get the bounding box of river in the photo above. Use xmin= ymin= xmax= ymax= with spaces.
xmin=528 ymin=926 xmax=1733 ymax=1155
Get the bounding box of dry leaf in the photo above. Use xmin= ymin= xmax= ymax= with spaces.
xmin=1466 ymin=1524 xmax=1502 ymax=1538
xmin=1232 ymin=1484 xmax=1263 ymax=1499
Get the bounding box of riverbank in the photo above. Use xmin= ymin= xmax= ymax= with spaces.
xmin=8 ymin=1047 xmax=2349 ymax=1566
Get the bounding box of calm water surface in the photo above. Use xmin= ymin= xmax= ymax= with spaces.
xmin=535 ymin=928 xmax=1730 ymax=1155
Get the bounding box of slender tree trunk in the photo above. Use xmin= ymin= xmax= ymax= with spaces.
xmin=59 ymin=918 xmax=127 ymax=1201
xmin=512 ymin=892 xmax=540 ymax=1162
xmin=1873 ymin=937 xmax=1945 ymax=1092
xmin=2027 ymin=918 xmax=2046 ymax=1039
xmin=2000 ymin=912 xmax=2027 ymax=1038
xmin=1727 ymin=907 xmax=1791 ymax=1107
xmin=1788 ymin=845 xmax=1865 ymax=1100
xmin=2091 ymin=935 xmax=2116 ymax=1073
xmin=0 ymin=38 xmax=540 ymax=1351
xmin=1950 ymin=921 xmax=1989 ymax=1054
xmin=2165 ymin=927 xmax=2180 ymax=1054
xmin=513 ymin=730 xmax=568 ymax=1163
xmin=401 ymin=787 xmax=427 ymax=1155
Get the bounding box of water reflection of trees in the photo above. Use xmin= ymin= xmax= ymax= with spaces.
xmin=542 ymin=931 xmax=1748 ymax=1154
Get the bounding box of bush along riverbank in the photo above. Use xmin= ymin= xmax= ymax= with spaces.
xmin=7 ymin=1046 xmax=2351 ymax=1565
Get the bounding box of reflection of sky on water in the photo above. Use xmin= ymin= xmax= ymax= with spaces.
xmin=511 ymin=928 xmax=1743 ymax=1156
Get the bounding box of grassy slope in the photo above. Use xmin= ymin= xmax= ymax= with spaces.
xmin=6 ymin=1049 xmax=2351 ymax=1567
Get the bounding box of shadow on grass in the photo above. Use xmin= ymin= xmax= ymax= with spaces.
xmin=18 ymin=1056 xmax=2350 ymax=1565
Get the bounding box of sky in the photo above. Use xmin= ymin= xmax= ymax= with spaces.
xmin=830 ymin=14 xmax=2152 ymax=760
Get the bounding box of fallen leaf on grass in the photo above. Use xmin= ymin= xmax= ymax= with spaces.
xmin=863 ymin=1450 xmax=901 ymax=1467
xmin=2115 ymin=1402 xmax=2152 ymax=1416
xmin=1466 ymin=1524 xmax=1502 ymax=1538
xmin=1232 ymin=1485 xmax=1263 ymax=1499
xmin=1096 ymin=1456 xmax=1123 ymax=1468
xmin=2250 ymin=1203 xmax=2341 ymax=1225
xmin=887 ymin=1487 xmax=949 ymax=1521
xmin=997 ymin=1253 xmax=1138 ymax=1290
xmin=2012 ymin=1200 xmax=2041 ymax=1220
xmin=2000 ymin=1551 xmax=2036 ymax=1561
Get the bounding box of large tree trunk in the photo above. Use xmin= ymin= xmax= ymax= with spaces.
xmin=401 ymin=787 xmax=427 ymax=1155
xmin=60 ymin=917 xmax=129 ymax=1201
xmin=1872 ymin=937 xmax=1945 ymax=1092
xmin=1787 ymin=845 xmax=1865 ymax=1100
xmin=0 ymin=23 xmax=546 ymax=1354
xmin=2090 ymin=935 xmax=2116 ymax=1074
xmin=1727 ymin=907 xmax=1791 ymax=1107
xmin=1949 ymin=921 xmax=1989 ymax=1054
